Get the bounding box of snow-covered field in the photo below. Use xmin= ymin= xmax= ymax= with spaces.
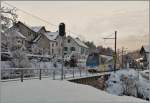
xmin=1 ymin=78 xmax=147 ymax=103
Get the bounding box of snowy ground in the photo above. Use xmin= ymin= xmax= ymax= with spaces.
xmin=1 ymin=79 xmax=147 ymax=103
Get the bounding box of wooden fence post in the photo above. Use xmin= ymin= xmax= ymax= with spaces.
xmin=53 ymin=69 xmax=55 ymax=80
xmin=73 ymin=68 xmax=74 ymax=78
xmin=64 ymin=70 xmax=66 ymax=79
xmin=21 ymin=69 xmax=23 ymax=82
xmin=39 ymin=69 xmax=41 ymax=80
xmin=80 ymin=69 xmax=81 ymax=77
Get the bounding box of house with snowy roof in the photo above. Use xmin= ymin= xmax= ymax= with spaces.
xmin=32 ymin=30 xmax=63 ymax=57
xmin=43 ymin=31 xmax=63 ymax=57
xmin=9 ymin=21 xmax=63 ymax=57
xmin=9 ymin=21 xmax=52 ymax=55
xmin=10 ymin=21 xmax=40 ymax=53
xmin=6 ymin=27 xmax=26 ymax=48
xmin=1 ymin=26 xmax=26 ymax=61
xmin=29 ymin=25 xmax=63 ymax=57
xmin=64 ymin=36 xmax=89 ymax=61
xmin=2 ymin=25 xmax=26 ymax=52
xmin=28 ymin=26 xmax=50 ymax=55
xmin=140 ymin=45 xmax=149 ymax=69
xmin=5 ymin=21 xmax=88 ymax=60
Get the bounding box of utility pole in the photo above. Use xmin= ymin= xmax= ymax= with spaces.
xmin=114 ymin=31 xmax=117 ymax=72
xmin=103 ymin=31 xmax=117 ymax=72
xmin=122 ymin=47 xmax=124 ymax=68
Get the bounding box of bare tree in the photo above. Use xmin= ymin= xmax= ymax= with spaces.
xmin=1 ymin=6 xmax=31 ymax=68
xmin=1 ymin=6 xmax=18 ymax=33
xmin=1 ymin=6 xmax=18 ymax=52
xmin=120 ymin=74 xmax=138 ymax=97
xmin=11 ymin=49 xmax=31 ymax=68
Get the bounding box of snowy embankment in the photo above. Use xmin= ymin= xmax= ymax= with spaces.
xmin=106 ymin=69 xmax=149 ymax=100
xmin=1 ymin=79 xmax=147 ymax=103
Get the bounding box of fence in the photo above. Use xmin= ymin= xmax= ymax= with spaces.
xmin=1 ymin=68 xmax=120 ymax=82
xmin=1 ymin=68 xmax=91 ymax=82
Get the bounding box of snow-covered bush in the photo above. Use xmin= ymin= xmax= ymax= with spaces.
xmin=137 ymin=71 xmax=149 ymax=100
xmin=106 ymin=69 xmax=149 ymax=100
xmin=1 ymin=7 xmax=18 ymax=33
xmin=11 ymin=49 xmax=31 ymax=68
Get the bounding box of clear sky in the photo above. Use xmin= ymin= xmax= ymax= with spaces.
xmin=2 ymin=1 xmax=149 ymax=51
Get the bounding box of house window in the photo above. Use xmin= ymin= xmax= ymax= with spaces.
xmin=28 ymin=31 xmax=32 ymax=36
xmin=68 ymin=39 xmax=71 ymax=43
xmin=81 ymin=48 xmax=84 ymax=54
xmin=64 ymin=47 xmax=68 ymax=51
xmin=17 ymin=39 xmax=22 ymax=43
xmin=58 ymin=49 xmax=61 ymax=55
xmin=70 ymin=47 xmax=75 ymax=51
xmin=52 ymin=49 xmax=54 ymax=54
xmin=52 ymin=43 xmax=54 ymax=47
xmin=64 ymin=53 xmax=67 ymax=55
xmin=56 ymin=42 xmax=58 ymax=46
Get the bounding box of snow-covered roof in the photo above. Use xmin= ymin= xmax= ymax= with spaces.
xmin=68 ymin=36 xmax=88 ymax=48
xmin=44 ymin=31 xmax=59 ymax=41
xmin=74 ymin=37 xmax=89 ymax=48
xmin=30 ymin=26 xmax=43 ymax=32
xmin=5 ymin=27 xmax=26 ymax=39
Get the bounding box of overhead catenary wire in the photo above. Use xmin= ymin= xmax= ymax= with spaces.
xmin=105 ymin=33 xmax=114 ymax=38
xmin=98 ymin=32 xmax=115 ymax=47
xmin=2 ymin=2 xmax=83 ymax=38
xmin=3 ymin=2 xmax=57 ymax=27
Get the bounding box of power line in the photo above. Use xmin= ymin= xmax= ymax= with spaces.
xmin=3 ymin=2 xmax=84 ymax=38
xmin=105 ymin=33 xmax=114 ymax=38
xmin=3 ymin=2 xmax=57 ymax=27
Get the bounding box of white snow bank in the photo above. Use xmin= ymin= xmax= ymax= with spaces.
xmin=1 ymin=79 xmax=147 ymax=103
xmin=106 ymin=69 xmax=149 ymax=100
